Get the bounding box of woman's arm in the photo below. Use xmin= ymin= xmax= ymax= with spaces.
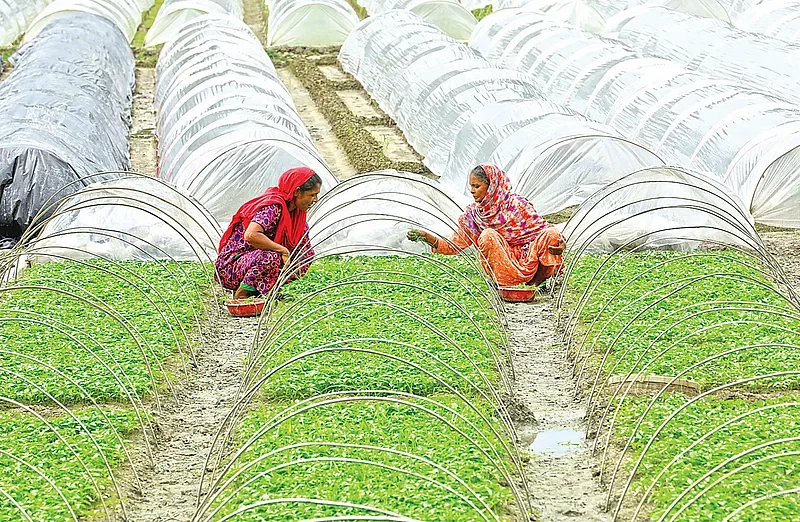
xmin=407 ymin=228 xmax=472 ymax=255
xmin=244 ymin=221 xmax=290 ymax=264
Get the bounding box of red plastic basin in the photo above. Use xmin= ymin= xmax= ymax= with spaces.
xmin=498 ymin=286 xmax=536 ymax=303
xmin=225 ymin=299 xmax=266 ymax=317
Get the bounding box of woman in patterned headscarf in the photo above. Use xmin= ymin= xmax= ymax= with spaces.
xmin=407 ymin=163 xmax=565 ymax=286
xmin=215 ymin=167 xmax=321 ymax=299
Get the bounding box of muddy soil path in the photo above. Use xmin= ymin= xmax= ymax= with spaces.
xmin=763 ymin=231 xmax=800 ymax=291
xmin=507 ymin=298 xmax=611 ymax=522
xmin=124 ymin=308 xmax=259 ymax=522
xmin=131 ymin=67 xmax=157 ymax=177
xmin=242 ymin=0 xmax=266 ymax=44
xmin=276 ymin=67 xmax=358 ymax=180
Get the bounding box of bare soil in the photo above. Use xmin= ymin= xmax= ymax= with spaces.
xmin=276 ymin=67 xmax=358 ymax=180
xmin=122 ymin=307 xmax=259 ymax=522
xmin=131 ymin=67 xmax=158 ymax=177
xmin=506 ymin=297 xmax=612 ymax=522
xmin=365 ymin=126 xmax=421 ymax=163
xmin=337 ymin=90 xmax=383 ymax=118
xmin=242 ymin=0 xmax=266 ymax=44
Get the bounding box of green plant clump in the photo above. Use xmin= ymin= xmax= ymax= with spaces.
xmin=568 ymin=251 xmax=800 ymax=390
xmin=567 ymin=250 xmax=800 ymax=520
xmin=0 ymin=407 xmax=140 ymax=522
xmin=615 ymin=395 xmax=800 ymax=522
xmin=0 ymin=260 xmax=210 ymax=404
xmin=207 ymin=255 xmax=518 ymax=521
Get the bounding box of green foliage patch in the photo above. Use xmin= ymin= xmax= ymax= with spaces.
xmin=615 ymin=395 xmax=800 ymax=522
xmin=0 ymin=260 xmax=210 ymax=404
xmin=208 ymin=398 xmax=515 ymax=521
xmin=567 ymin=251 xmax=800 ymax=390
xmin=0 ymin=407 xmax=140 ymax=522
xmin=210 ymin=255 xmax=517 ymax=521
xmin=567 ymin=251 xmax=800 ymax=520
xmin=257 ymin=256 xmax=503 ymax=400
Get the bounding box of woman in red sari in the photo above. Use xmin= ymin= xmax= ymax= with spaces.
xmin=215 ymin=167 xmax=321 ymax=299
xmin=408 ymin=163 xmax=566 ymax=287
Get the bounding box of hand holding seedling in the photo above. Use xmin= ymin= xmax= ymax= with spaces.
xmin=407 ymin=229 xmax=434 ymax=245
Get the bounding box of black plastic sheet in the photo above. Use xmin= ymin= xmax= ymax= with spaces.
xmin=0 ymin=12 xmax=133 ymax=238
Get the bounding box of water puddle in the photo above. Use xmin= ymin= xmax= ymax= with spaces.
xmin=529 ymin=428 xmax=585 ymax=457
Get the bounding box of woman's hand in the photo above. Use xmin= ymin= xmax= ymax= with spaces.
xmin=548 ymin=238 xmax=566 ymax=256
xmin=407 ymin=229 xmax=434 ymax=245
xmin=280 ymin=248 xmax=290 ymax=265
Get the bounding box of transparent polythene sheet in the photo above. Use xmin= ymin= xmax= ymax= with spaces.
xmin=340 ymin=11 xmax=660 ymax=216
xmin=563 ymin=166 xmax=758 ymax=253
xmin=24 ymin=0 xmax=145 ymax=43
xmin=366 ymin=0 xmax=477 ymax=40
xmin=32 ymin=176 xmax=221 ymax=262
xmin=145 ymin=0 xmax=243 ymax=47
xmin=155 ymin=15 xmax=335 ymax=221
xmin=0 ymin=13 xmax=133 ymax=238
xmin=266 ymin=0 xmax=359 ymax=47
xmin=308 ymin=171 xmax=470 ymax=256
xmin=0 ymin=0 xmax=53 ymax=46
xmin=609 ymin=6 xmax=800 ymax=105
xmin=735 ymin=0 xmax=800 ymax=43
xmin=470 ymin=10 xmax=800 ymax=227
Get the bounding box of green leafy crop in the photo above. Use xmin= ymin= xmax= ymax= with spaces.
xmin=0 ymin=260 xmax=210 ymax=404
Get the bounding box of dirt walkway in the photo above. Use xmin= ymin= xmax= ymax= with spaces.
xmin=507 ymin=298 xmax=611 ymax=522
xmin=242 ymin=0 xmax=266 ymax=44
xmin=276 ymin=67 xmax=358 ymax=180
xmin=124 ymin=308 xmax=258 ymax=522
xmin=131 ymin=67 xmax=158 ymax=177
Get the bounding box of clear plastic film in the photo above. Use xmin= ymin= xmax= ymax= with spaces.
xmin=0 ymin=13 xmax=133 ymax=238
xmin=470 ymin=10 xmax=800 ymax=227
xmin=145 ymin=0 xmax=242 ymax=47
xmin=563 ymin=166 xmax=759 ymax=253
xmin=154 ymin=14 xmax=336 ymax=221
xmin=308 ymin=170 xmax=471 ymax=256
xmin=366 ymin=0 xmax=477 ymax=40
xmin=266 ymin=0 xmax=359 ymax=47
xmin=340 ymin=11 xmax=663 ymax=215
xmin=30 ymin=175 xmax=221 ymax=262
xmin=732 ymin=0 xmax=800 ymax=43
xmin=609 ymin=6 xmax=800 ymax=105
xmin=0 ymin=0 xmax=53 ymax=46
xmin=24 ymin=0 xmax=148 ymax=43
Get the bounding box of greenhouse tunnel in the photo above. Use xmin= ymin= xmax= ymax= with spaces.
xmin=153 ymin=14 xmax=336 ymax=221
xmin=364 ymin=0 xmax=479 ymax=40
xmin=266 ymin=0 xmax=359 ymax=47
xmin=339 ymin=11 xmax=664 ymax=217
xmin=23 ymin=0 xmax=150 ymax=43
xmin=0 ymin=11 xmax=135 ymax=241
xmin=144 ymin=0 xmax=243 ymax=47
xmin=469 ymin=8 xmax=800 ymax=227
xmin=0 ymin=0 xmax=54 ymax=46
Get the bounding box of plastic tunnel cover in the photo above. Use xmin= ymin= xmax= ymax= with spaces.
xmin=0 ymin=12 xmax=133 ymax=239
xmin=470 ymin=10 xmax=800 ymax=227
xmin=154 ymin=14 xmax=336 ymax=222
xmin=31 ymin=175 xmax=221 ymax=262
xmin=340 ymin=10 xmax=665 ymax=215
xmin=0 ymin=0 xmax=53 ymax=46
xmin=266 ymin=0 xmax=359 ymax=47
xmin=308 ymin=171 xmax=471 ymax=256
xmin=144 ymin=0 xmax=244 ymax=47
xmin=24 ymin=0 xmax=145 ymax=43
xmin=366 ymin=0 xmax=478 ymax=40
xmin=562 ymin=166 xmax=758 ymax=253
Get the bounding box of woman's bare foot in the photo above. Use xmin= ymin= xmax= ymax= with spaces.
xmin=233 ymin=285 xmax=256 ymax=300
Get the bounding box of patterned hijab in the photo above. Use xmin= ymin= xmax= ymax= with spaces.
xmin=460 ymin=163 xmax=549 ymax=247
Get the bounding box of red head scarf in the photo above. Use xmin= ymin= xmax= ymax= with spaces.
xmin=218 ymin=167 xmax=317 ymax=253
xmin=460 ymin=163 xmax=549 ymax=247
